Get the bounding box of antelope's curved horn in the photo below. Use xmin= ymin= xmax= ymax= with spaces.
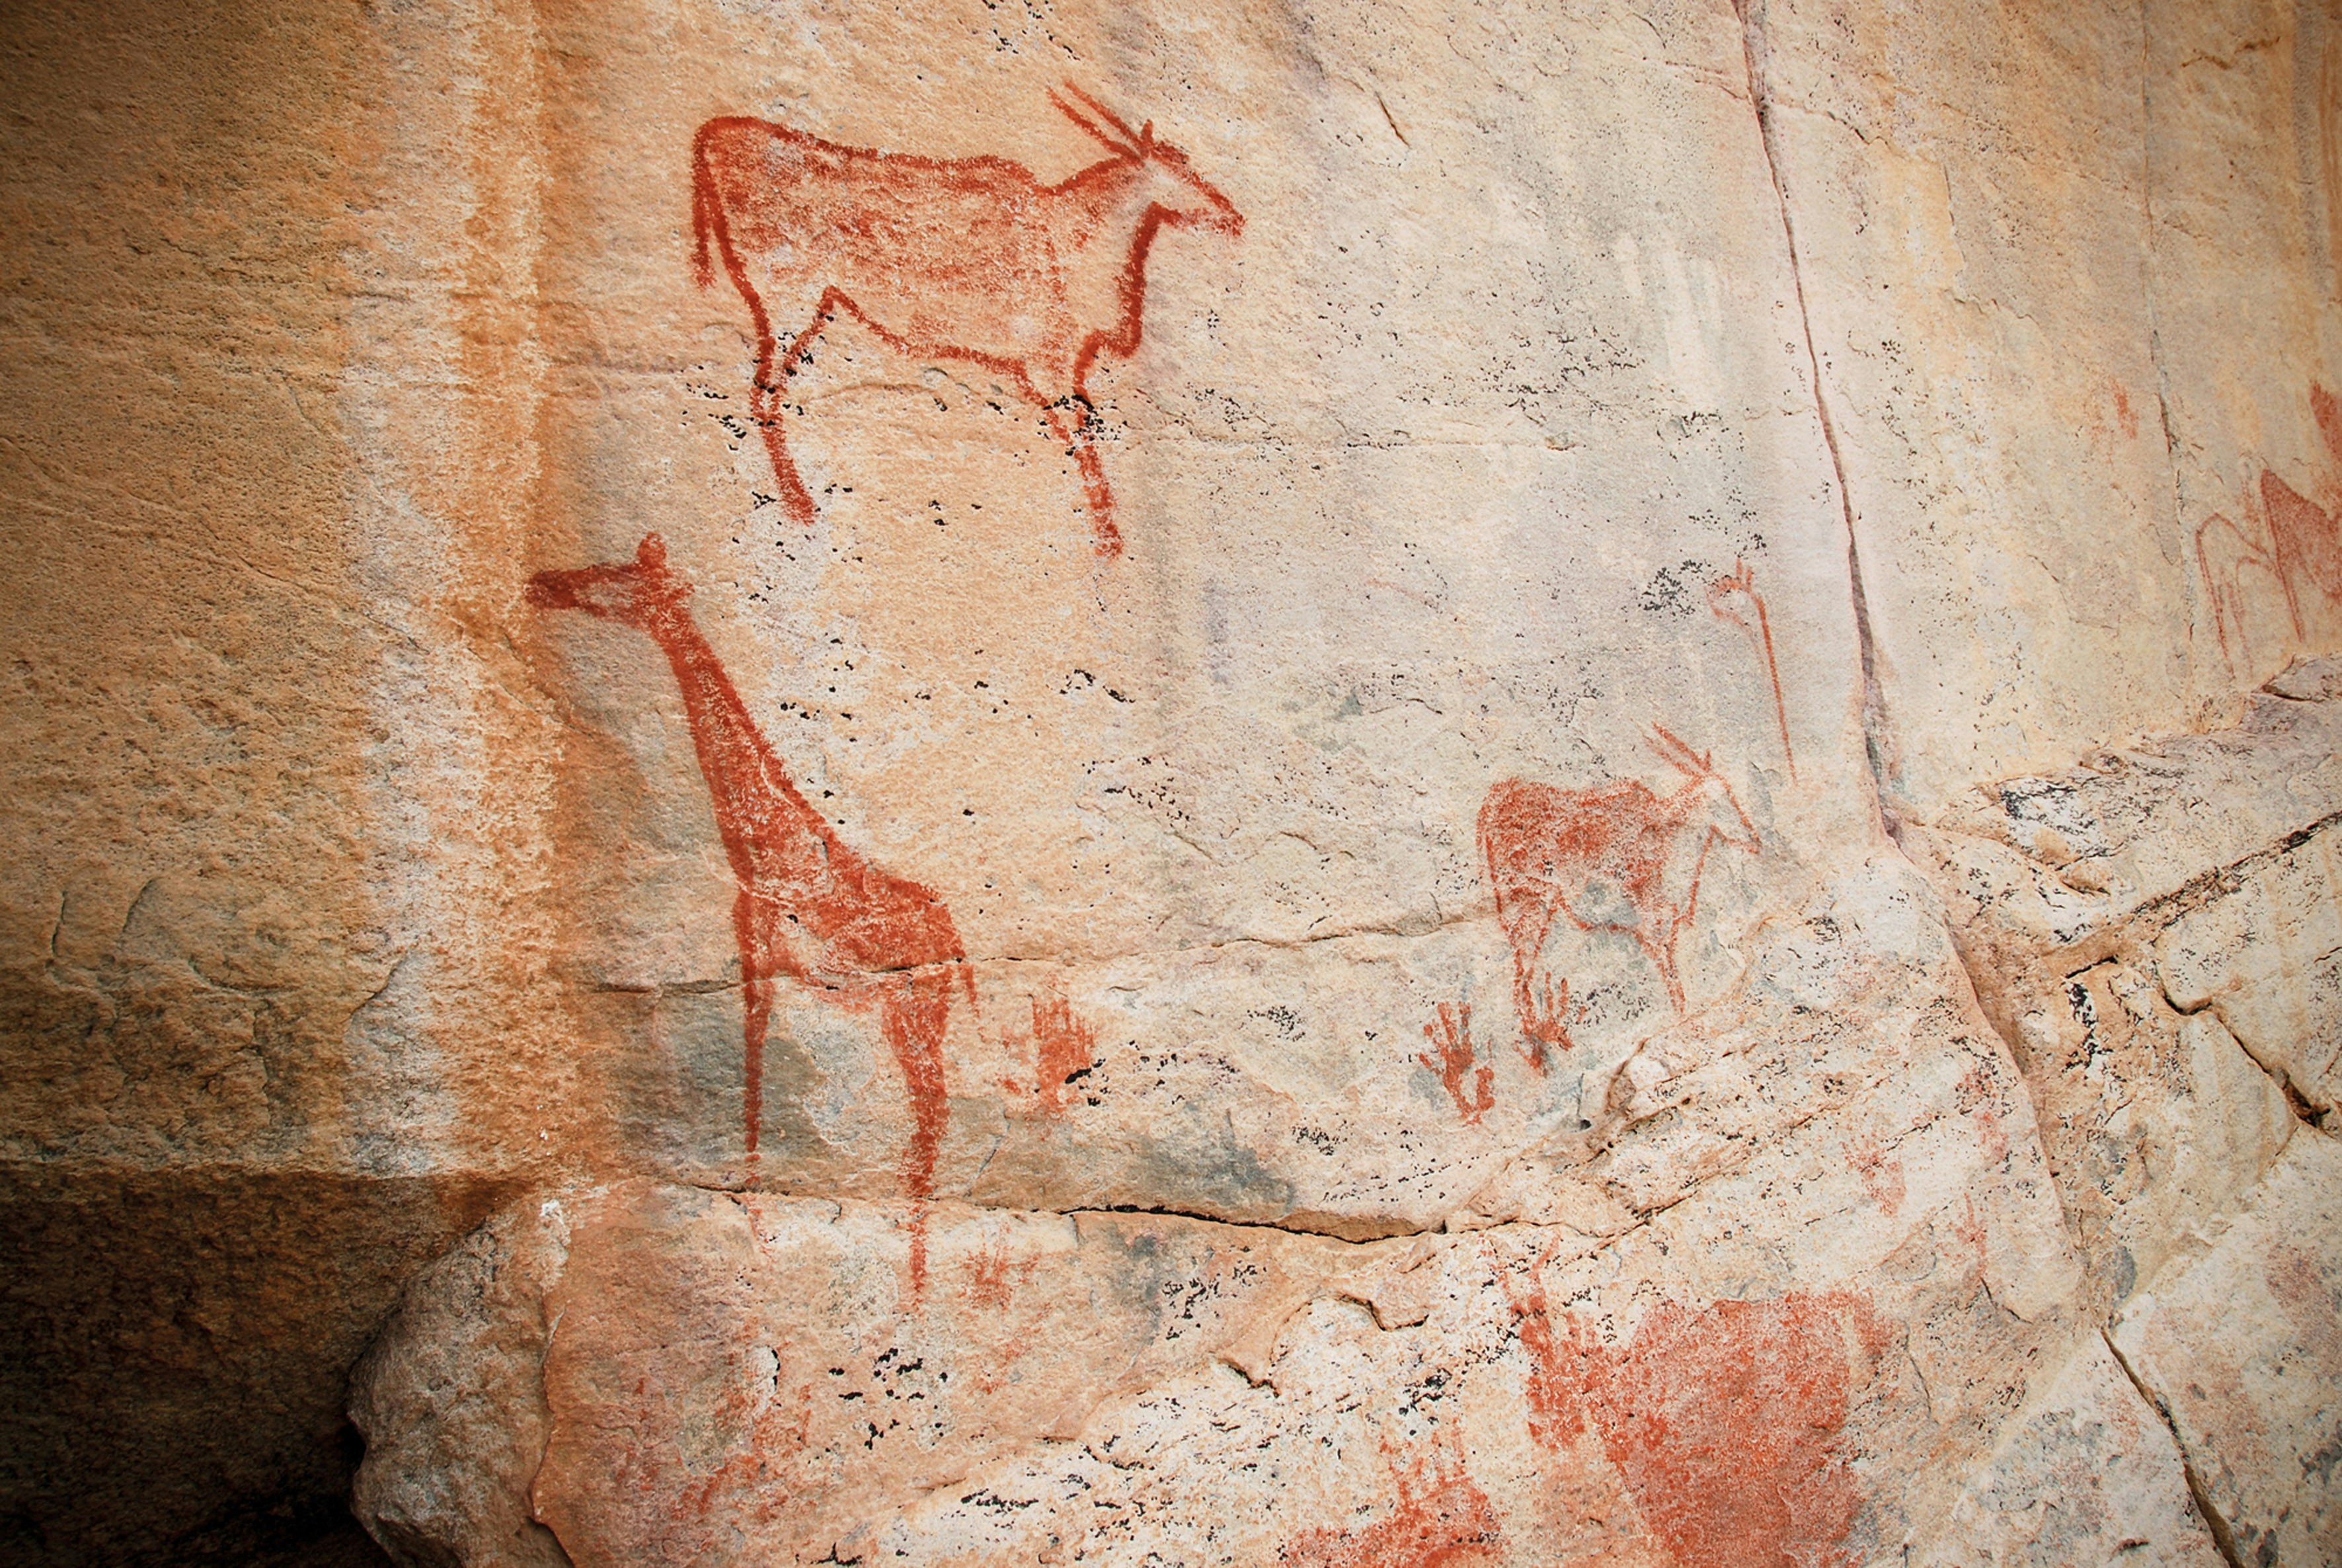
xmin=1647 ymin=724 xmax=1707 ymax=775
xmin=1060 ymin=82 xmax=1145 ymax=150
xmin=1048 ymin=86 xmax=1137 ymax=155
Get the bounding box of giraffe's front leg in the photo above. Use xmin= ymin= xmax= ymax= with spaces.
xmin=732 ymin=889 xmax=787 ymax=1163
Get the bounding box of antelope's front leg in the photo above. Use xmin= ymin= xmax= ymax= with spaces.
xmin=752 ymin=295 xmax=849 ymax=529
xmin=1042 ymin=399 xmax=1122 ymax=558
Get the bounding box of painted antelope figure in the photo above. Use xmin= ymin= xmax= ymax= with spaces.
xmin=2195 ymin=381 xmax=2342 ymax=674
xmin=527 ymin=535 xmax=972 ymax=1288
xmin=1479 ymin=728 xmax=1759 ymax=1056
xmin=691 ymin=85 xmax=1243 ymax=558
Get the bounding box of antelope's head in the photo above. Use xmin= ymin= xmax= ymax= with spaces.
xmin=527 ymin=533 xmax=690 ymax=629
xmin=1052 ymin=83 xmax=1243 ymax=236
xmin=1649 ymin=726 xmax=1760 ymax=855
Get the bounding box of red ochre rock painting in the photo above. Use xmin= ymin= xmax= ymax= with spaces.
xmin=1280 ymin=1438 xmax=1504 ymax=1568
xmin=1501 ymin=1263 xmax=1889 ymax=1568
xmin=2196 ymin=380 xmax=2342 ymax=672
xmin=527 ymin=535 xmax=972 ymax=1294
xmin=1419 ymin=1001 xmax=1496 ymax=1124
xmin=1479 ymin=728 xmax=1760 ymax=1057
xmin=1027 ymin=994 xmax=1099 ymax=1116
xmin=691 ymin=84 xmax=1243 ymax=559
xmin=1707 ymin=559 xmax=1795 ymax=784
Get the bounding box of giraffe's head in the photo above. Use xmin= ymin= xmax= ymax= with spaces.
xmin=526 ymin=533 xmax=689 ymax=627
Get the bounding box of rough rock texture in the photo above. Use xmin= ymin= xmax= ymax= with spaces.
xmin=4 ymin=0 xmax=2339 ymax=1563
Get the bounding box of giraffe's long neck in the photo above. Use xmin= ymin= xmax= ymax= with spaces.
xmin=635 ymin=599 xmax=834 ymax=894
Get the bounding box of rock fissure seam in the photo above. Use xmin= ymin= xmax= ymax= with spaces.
xmin=2137 ymin=0 xmax=2191 ymax=623
xmin=1732 ymin=0 xmax=1895 ymax=818
xmin=683 ymin=1177 xmax=1436 ymax=1244
xmin=2101 ymin=1325 xmax=2244 ymax=1568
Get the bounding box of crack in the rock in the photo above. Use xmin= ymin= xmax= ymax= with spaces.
xmin=685 ymin=1177 xmax=1435 ymax=1245
xmin=2043 ymin=806 xmax=2342 ymax=987
xmin=1732 ymin=0 xmax=1896 ymax=823
xmin=584 ymin=908 xmax=1485 ymax=1001
xmin=2138 ymin=0 xmax=2193 ymax=660
xmin=2101 ymin=1326 xmax=2244 ymax=1568
xmin=1070 ymin=1202 xmax=1429 ymax=1243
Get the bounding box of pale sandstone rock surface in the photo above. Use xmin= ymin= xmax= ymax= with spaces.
xmin=3 ymin=0 xmax=2339 ymax=1563
xmin=2113 ymin=1128 xmax=2342 ymax=1564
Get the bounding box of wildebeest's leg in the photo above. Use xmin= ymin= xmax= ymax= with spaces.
xmin=754 ymin=290 xmax=853 ymax=529
xmin=1042 ymin=401 xmax=1122 ymax=558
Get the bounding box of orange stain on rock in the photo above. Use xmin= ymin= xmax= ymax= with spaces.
xmin=1501 ymin=1260 xmax=1889 ymax=1568
xmin=1594 ymin=1296 xmax=1876 ymax=1568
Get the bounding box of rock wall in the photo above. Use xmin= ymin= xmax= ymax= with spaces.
xmin=3 ymin=0 xmax=2338 ymax=1563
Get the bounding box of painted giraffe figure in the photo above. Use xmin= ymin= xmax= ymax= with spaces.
xmin=527 ymin=535 xmax=971 ymax=1287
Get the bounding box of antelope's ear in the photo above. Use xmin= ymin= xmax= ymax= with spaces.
xmin=1140 ymin=120 xmax=1155 ymax=151
xmin=638 ymin=533 xmax=668 ymax=568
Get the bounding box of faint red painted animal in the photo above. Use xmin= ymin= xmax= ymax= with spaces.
xmin=1479 ymin=728 xmax=1759 ymax=1050
xmin=527 ymin=535 xmax=972 ymax=1288
xmin=1498 ymin=1256 xmax=1891 ymax=1568
xmin=2196 ymin=381 xmax=2342 ymax=672
xmin=691 ymin=85 xmax=1243 ymax=558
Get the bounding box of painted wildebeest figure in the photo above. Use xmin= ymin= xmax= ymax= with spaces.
xmin=527 ymin=534 xmax=974 ymax=1294
xmin=691 ymin=85 xmax=1243 ymax=558
xmin=1479 ymin=728 xmax=1760 ymax=1062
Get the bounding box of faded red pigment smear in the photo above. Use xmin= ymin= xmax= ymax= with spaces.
xmin=1418 ymin=1001 xmax=1495 ymax=1124
xmin=1480 ymin=727 xmax=1760 ymax=1052
xmin=1029 ymin=994 xmax=1098 ymax=1115
xmin=528 ymin=535 xmax=972 ymax=1295
xmin=1499 ymin=1267 xmax=1887 ymax=1568
xmin=691 ymin=84 xmax=1242 ymax=558
xmin=1708 ymin=559 xmax=1796 ymax=784
xmin=962 ymin=1232 xmax=1041 ymax=1313
xmin=1280 ymin=1441 xmax=1503 ymax=1568
xmin=2196 ymin=380 xmax=2342 ymax=670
